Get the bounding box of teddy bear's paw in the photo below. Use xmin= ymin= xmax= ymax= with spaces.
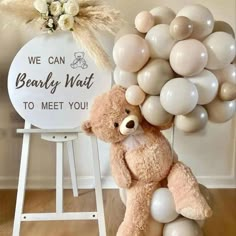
xmin=117 ymin=222 xmax=144 ymax=236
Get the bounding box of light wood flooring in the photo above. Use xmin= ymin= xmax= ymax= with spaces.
xmin=0 ymin=189 xmax=235 ymax=236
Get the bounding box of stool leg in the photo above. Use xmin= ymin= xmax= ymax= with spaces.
xmin=91 ymin=136 xmax=107 ymax=236
xmin=66 ymin=141 xmax=79 ymax=197
xmin=13 ymin=122 xmax=31 ymax=236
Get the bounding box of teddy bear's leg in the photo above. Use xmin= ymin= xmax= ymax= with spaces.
xmin=117 ymin=181 xmax=158 ymax=236
xmin=167 ymin=161 xmax=212 ymax=220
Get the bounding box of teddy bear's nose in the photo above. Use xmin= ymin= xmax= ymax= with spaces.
xmin=126 ymin=120 xmax=135 ymax=129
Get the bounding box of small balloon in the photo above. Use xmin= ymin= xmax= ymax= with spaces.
xmin=138 ymin=59 xmax=174 ymax=95
xmin=135 ymin=11 xmax=155 ymax=33
xmin=205 ymin=97 xmax=236 ymax=123
xmin=125 ymin=85 xmax=146 ymax=106
xmin=177 ymin=4 xmax=214 ymax=40
xmin=213 ymin=21 xmax=235 ymax=38
xmin=150 ymin=6 xmax=176 ymax=25
xmin=219 ymin=82 xmax=236 ymax=101
xmin=175 ymin=105 xmax=208 ymax=133
xmin=142 ymin=96 xmax=173 ymax=126
xmin=203 ymin=32 xmax=236 ymax=70
xmin=145 ymin=24 xmax=177 ymax=60
xmin=113 ymin=34 xmax=150 ymax=72
xmin=160 ymin=78 xmax=199 ymax=115
xmin=150 ymin=188 xmax=179 ymax=223
xmin=170 ymin=16 xmax=193 ymax=40
xmin=146 ymin=217 xmax=163 ymax=236
xmin=170 ymin=39 xmax=208 ymax=76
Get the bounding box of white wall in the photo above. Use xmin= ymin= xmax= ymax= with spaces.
xmin=0 ymin=0 xmax=235 ymax=189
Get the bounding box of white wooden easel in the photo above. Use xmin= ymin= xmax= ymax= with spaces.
xmin=12 ymin=121 xmax=106 ymax=236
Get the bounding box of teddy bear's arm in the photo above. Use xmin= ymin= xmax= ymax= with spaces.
xmin=110 ymin=144 xmax=132 ymax=189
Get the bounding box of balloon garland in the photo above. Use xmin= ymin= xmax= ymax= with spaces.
xmin=113 ymin=4 xmax=236 ymax=133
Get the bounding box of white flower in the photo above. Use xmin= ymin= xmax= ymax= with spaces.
xmin=64 ymin=0 xmax=79 ymax=16
xmin=49 ymin=1 xmax=62 ymax=16
xmin=58 ymin=14 xmax=74 ymax=31
xmin=34 ymin=0 xmax=48 ymax=14
xmin=47 ymin=18 xmax=54 ymax=27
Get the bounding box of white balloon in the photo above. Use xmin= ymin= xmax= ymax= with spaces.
xmin=125 ymin=85 xmax=146 ymax=106
xmin=150 ymin=6 xmax=176 ymax=25
xmin=160 ymin=78 xmax=199 ymax=115
xmin=188 ymin=70 xmax=219 ymax=105
xmin=150 ymin=188 xmax=179 ymax=223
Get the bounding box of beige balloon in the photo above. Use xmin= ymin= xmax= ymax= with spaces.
xmin=205 ymin=97 xmax=236 ymax=123
xmin=146 ymin=217 xmax=164 ymax=236
xmin=213 ymin=21 xmax=235 ymax=38
xmin=219 ymin=82 xmax=236 ymax=101
xmin=113 ymin=34 xmax=150 ymax=73
xmin=150 ymin=6 xmax=176 ymax=25
xmin=203 ymin=32 xmax=236 ymax=70
xmin=170 ymin=16 xmax=193 ymax=40
xmin=145 ymin=24 xmax=177 ymax=60
xmin=125 ymin=85 xmax=146 ymax=106
xmin=135 ymin=11 xmax=155 ymax=33
xmin=175 ymin=105 xmax=208 ymax=133
xmin=177 ymin=4 xmax=214 ymax=40
xmin=142 ymin=96 xmax=173 ymax=126
xmin=170 ymin=39 xmax=208 ymax=77
xmin=138 ymin=59 xmax=174 ymax=95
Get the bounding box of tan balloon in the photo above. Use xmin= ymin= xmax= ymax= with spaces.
xmin=170 ymin=39 xmax=208 ymax=76
xmin=203 ymin=32 xmax=236 ymax=70
xmin=175 ymin=105 xmax=208 ymax=133
xmin=177 ymin=4 xmax=214 ymax=40
xmin=138 ymin=59 xmax=174 ymax=95
xmin=142 ymin=96 xmax=173 ymax=126
xmin=146 ymin=217 xmax=163 ymax=236
xmin=213 ymin=21 xmax=235 ymax=38
xmin=205 ymin=97 xmax=236 ymax=123
xmin=125 ymin=85 xmax=146 ymax=106
xmin=219 ymin=82 xmax=236 ymax=101
xmin=150 ymin=6 xmax=176 ymax=25
xmin=145 ymin=24 xmax=177 ymax=60
xmin=135 ymin=11 xmax=155 ymax=33
xmin=170 ymin=16 xmax=193 ymax=40
xmin=113 ymin=34 xmax=150 ymax=72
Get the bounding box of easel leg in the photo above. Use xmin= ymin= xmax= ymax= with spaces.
xmin=12 ymin=122 xmax=31 ymax=236
xmin=91 ymin=136 xmax=107 ymax=236
xmin=66 ymin=141 xmax=79 ymax=197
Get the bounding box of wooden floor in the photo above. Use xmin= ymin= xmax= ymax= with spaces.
xmin=0 ymin=189 xmax=235 ymax=236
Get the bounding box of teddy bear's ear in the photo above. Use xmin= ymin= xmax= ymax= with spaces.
xmin=81 ymin=120 xmax=93 ymax=135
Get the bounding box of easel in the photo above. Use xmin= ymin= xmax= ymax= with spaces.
xmin=12 ymin=121 xmax=106 ymax=236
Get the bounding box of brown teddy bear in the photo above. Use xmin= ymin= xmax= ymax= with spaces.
xmin=82 ymin=86 xmax=212 ymax=236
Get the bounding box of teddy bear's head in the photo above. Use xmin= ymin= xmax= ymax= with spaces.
xmin=82 ymin=86 xmax=143 ymax=143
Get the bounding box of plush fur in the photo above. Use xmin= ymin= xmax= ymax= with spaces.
xmin=82 ymin=86 xmax=212 ymax=236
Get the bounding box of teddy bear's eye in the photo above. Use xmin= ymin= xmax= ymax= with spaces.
xmin=125 ymin=109 xmax=130 ymax=114
xmin=114 ymin=122 xmax=119 ymax=128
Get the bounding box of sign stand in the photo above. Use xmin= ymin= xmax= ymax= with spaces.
xmin=12 ymin=121 xmax=106 ymax=236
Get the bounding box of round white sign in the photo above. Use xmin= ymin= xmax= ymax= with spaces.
xmin=8 ymin=32 xmax=111 ymax=129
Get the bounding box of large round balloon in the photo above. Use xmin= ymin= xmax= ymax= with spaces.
xmin=163 ymin=217 xmax=203 ymax=236
xmin=142 ymin=96 xmax=173 ymax=126
xmin=219 ymin=82 xmax=236 ymax=101
xmin=160 ymin=78 xmax=199 ymax=115
xmin=150 ymin=188 xmax=179 ymax=223
xmin=113 ymin=34 xmax=150 ymax=72
xmin=175 ymin=105 xmax=208 ymax=133
xmin=213 ymin=21 xmax=235 ymax=38
xmin=205 ymin=98 xmax=236 ymax=123
xmin=177 ymin=4 xmax=214 ymax=40
xmin=188 ymin=70 xmax=219 ymax=105
xmin=137 ymin=59 xmax=174 ymax=95
xmin=203 ymin=32 xmax=236 ymax=70
xmin=170 ymin=39 xmax=208 ymax=76
xmin=135 ymin=11 xmax=155 ymax=33
xmin=150 ymin=6 xmax=176 ymax=25
xmin=125 ymin=85 xmax=146 ymax=106
xmin=146 ymin=24 xmax=177 ymax=60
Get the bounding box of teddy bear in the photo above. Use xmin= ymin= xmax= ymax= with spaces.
xmin=82 ymin=86 xmax=212 ymax=236
xmin=71 ymin=52 xmax=88 ymax=69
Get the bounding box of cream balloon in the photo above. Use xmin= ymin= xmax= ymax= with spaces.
xmin=170 ymin=39 xmax=208 ymax=76
xmin=145 ymin=24 xmax=177 ymax=60
xmin=213 ymin=21 xmax=235 ymax=38
xmin=135 ymin=11 xmax=155 ymax=33
xmin=163 ymin=217 xmax=203 ymax=236
xmin=174 ymin=105 xmax=208 ymax=133
xmin=142 ymin=96 xmax=173 ymax=126
xmin=177 ymin=4 xmax=214 ymax=40
xmin=137 ymin=59 xmax=174 ymax=95
xmin=205 ymin=98 xmax=236 ymax=123
xmin=150 ymin=6 xmax=176 ymax=25
xmin=146 ymin=217 xmax=163 ymax=236
xmin=150 ymin=188 xmax=179 ymax=223
xmin=160 ymin=78 xmax=199 ymax=115
xmin=219 ymin=82 xmax=236 ymax=101
xmin=125 ymin=85 xmax=146 ymax=106
xmin=188 ymin=70 xmax=219 ymax=105
xmin=113 ymin=34 xmax=150 ymax=72
xmin=203 ymin=32 xmax=236 ymax=70
xmin=113 ymin=67 xmax=137 ymax=89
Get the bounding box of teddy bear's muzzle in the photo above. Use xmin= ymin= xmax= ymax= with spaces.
xmin=120 ymin=115 xmax=139 ymax=136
